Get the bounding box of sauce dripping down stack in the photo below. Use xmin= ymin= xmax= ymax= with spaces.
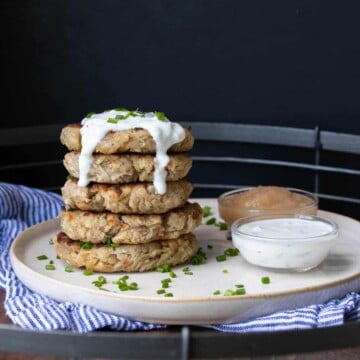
xmin=53 ymin=109 xmax=202 ymax=272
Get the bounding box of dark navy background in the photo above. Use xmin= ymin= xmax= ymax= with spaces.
xmin=1 ymin=1 xmax=359 ymax=216
xmin=2 ymin=0 xmax=360 ymax=133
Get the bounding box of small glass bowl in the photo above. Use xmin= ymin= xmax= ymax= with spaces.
xmin=218 ymin=187 xmax=318 ymax=225
xmin=231 ymin=213 xmax=338 ymax=272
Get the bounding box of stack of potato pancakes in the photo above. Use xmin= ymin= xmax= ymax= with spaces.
xmin=53 ymin=114 xmax=202 ymax=272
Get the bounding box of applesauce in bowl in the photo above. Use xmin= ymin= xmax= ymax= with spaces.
xmin=218 ymin=186 xmax=318 ymax=225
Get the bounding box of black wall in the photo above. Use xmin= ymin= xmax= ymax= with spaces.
xmin=1 ymin=1 xmax=359 ymax=216
xmin=2 ymin=0 xmax=360 ymax=133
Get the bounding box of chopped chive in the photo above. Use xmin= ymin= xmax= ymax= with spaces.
xmin=235 ymin=284 xmax=244 ymax=288
xmin=215 ymin=222 xmax=228 ymax=231
xmin=37 ymin=255 xmax=48 ymax=261
xmin=202 ymin=206 xmax=212 ymax=218
xmin=157 ymin=289 xmax=166 ymax=294
xmin=216 ymin=254 xmax=227 ymax=262
xmin=85 ymin=112 xmax=95 ymax=118
xmin=184 ymin=271 xmax=193 ymax=275
xmin=128 ymin=282 xmax=138 ymax=290
xmin=161 ymin=278 xmax=172 ymax=284
xmin=107 ymin=118 xmax=118 ymax=124
xmin=164 ymin=293 xmax=174 ymax=297
xmin=45 ymin=264 xmax=56 ymax=270
xmin=162 ymin=282 xmax=169 ymax=289
xmin=80 ymin=241 xmax=92 ymax=250
xmin=92 ymin=275 xmax=107 ymax=288
xmin=56 ymin=255 xmax=60 ymax=259
xmin=83 ymin=269 xmax=93 ymax=276
xmin=206 ymin=217 xmax=216 ymax=225
xmin=65 ymin=265 xmax=74 ymax=273
xmin=49 ymin=260 xmax=54 ymax=264
xmin=104 ymin=237 xmax=119 ymax=249
xmin=261 ymin=276 xmax=270 ymax=284
xmin=156 ymin=264 xmax=172 ymax=273
xmin=190 ymin=248 xmax=207 ymax=265
xmin=155 ymin=111 xmax=166 ymax=121
xmin=66 ymin=174 xmax=73 ymax=181
xmin=224 ymin=289 xmax=235 ymax=296
xmin=114 ymin=107 xmax=129 ymax=112
xmin=222 ymin=269 xmax=229 ymax=274
xmin=169 ymin=271 xmax=177 ymax=278
xmin=213 ymin=290 xmax=221 ymax=295
xmin=113 ymin=275 xmax=138 ymax=291
xmin=224 ymin=248 xmax=240 ymax=257
xmin=182 ymin=266 xmax=190 ymax=272
xmin=236 ymin=287 xmax=246 ymax=295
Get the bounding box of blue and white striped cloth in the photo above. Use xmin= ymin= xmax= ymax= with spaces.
xmin=0 ymin=182 xmax=359 ymax=333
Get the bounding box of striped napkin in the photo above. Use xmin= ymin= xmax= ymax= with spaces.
xmin=0 ymin=182 xmax=359 ymax=333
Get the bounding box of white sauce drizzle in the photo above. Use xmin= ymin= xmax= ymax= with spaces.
xmin=78 ymin=110 xmax=186 ymax=194
xmin=239 ymin=218 xmax=333 ymax=239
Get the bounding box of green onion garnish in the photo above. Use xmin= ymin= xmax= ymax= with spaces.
xmin=169 ymin=271 xmax=177 ymax=278
xmin=80 ymin=242 xmax=92 ymax=250
xmin=92 ymin=275 xmax=107 ymax=288
xmin=157 ymin=289 xmax=166 ymax=294
xmin=215 ymin=222 xmax=228 ymax=231
xmin=85 ymin=112 xmax=95 ymax=118
xmin=190 ymin=248 xmax=207 ymax=265
xmin=213 ymin=290 xmax=221 ymax=295
xmin=224 ymin=289 xmax=235 ymax=296
xmin=65 ymin=266 xmax=74 ymax=273
xmin=206 ymin=217 xmax=216 ymax=225
xmin=216 ymin=254 xmax=227 ymax=262
xmin=202 ymin=206 xmax=212 ymax=218
xmin=224 ymin=248 xmax=240 ymax=257
xmin=236 ymin=287 xmax=246 ymax=295
xmin=155 ymin=111 xmax=166 ymax=121
xmin=107 ymin=118 xmax=118 ymax=124
xmin=164 ymin=293 xmax=174 ymax=297
xmin=222 ymin=269 xmax=229 ymax=274
xmin=104 ymin=237 xmax=119 ymax=249
xmin=261 ymin=276 xmax=270 ymax=284
xmin=37 ymin=255 xmax=48 ymax=261
xmin=83 ymin=269 xmax=93 ymax=276
xmin=45 ymin=264 xmax=55 ymax=271
xmin=113 ymin=275 xmax=138 ymax=291
xmin=128 ymin=282 xmax=138 ymax=290
xmin=156 ymin=264 xmax=172 ymax=273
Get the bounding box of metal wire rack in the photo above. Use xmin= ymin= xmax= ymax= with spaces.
xmin=0 ymin=122 xmax=359 ymax=359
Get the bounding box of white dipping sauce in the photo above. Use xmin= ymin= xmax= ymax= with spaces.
xmin=240 ymin=218 xmax=333 ymax=239
xmin=78 ymin=109 xmax=186 ymax=194
xmin=232 ymin=217 xmax=338 ymax=271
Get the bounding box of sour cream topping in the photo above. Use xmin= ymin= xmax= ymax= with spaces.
xmin=238 ymin=218 xmax=334 ymax=239
xmin=78 ymin=109 xmax=186 ymax=194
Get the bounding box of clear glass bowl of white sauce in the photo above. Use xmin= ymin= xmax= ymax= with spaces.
xmin=231 ymin=214 xmax=339 ymax=272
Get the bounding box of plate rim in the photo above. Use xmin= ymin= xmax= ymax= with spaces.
xmin=10 ymin=203 xmax=360 ymax=304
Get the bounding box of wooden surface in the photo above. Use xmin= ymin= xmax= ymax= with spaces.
xmin=1 ymin=290 xmax=360 ymax=359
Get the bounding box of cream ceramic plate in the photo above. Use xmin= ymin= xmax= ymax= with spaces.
xmin=10 ymin=199 xmax=360 ymax=325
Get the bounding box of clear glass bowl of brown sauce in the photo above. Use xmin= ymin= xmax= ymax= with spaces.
xmin=218 ymin=186 xmax=318 ymax=226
